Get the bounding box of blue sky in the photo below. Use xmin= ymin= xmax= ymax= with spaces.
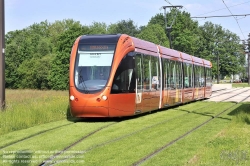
xmin=5 ymin=0 xmax=250 ymax=41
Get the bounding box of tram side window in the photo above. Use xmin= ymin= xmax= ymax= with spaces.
xmin=142 ymin=55 xmax=151 ymax=91
xmin=206 ymin=67 xmax=212 ymax=87
xmin=151 ymin=56 xmax=160 ymax=90
xmin=111 ymin=52 xmax=135 ymax=93
xmin=168 ymin=60 xmax=176 ymax=89
xmin=164 ymin=59 xmax=183 ymax=89
xmin=176 ymin=62 xmax=182 ymax=89
xmin=200 ymin=66 xmax=205 ymax=87
xmin=163 ymin=59 xmax=169 ymax=90
xmin=135 ymin=53 xmax=143 ymax=92
xmin=194 ymin=65 xmax=205 ymax=87
xmin=194 ymin=65 xmax=200 ymax=88
xmin=184 ymin=63 xmax=193 ymax=88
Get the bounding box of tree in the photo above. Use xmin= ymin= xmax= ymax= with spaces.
xmin=148 ymin=10 xmax=201 ymax=54
xmin=136 ymin=24 xmax=169 ymax=47
xmin=47 ymin=19 xmax=87 ymax=52
xmin=107 ymin=19 xmax=140 ymax=36
xmin=48 ymin=21 xmax=89 ymax=90
xmin=199 ymin=22 xmax=245 ymax=79
xmin=36 ymin=38 xmax=51 ymax=58
xmin=88 ymin=22 xmax=108 ymax=34
xmin=34 ymin=55 xmax=53 ymax=89
xmin=220 ymin=31 xmax=245 ymax=77
xmin=17 ymin=58 xmax=38 ymax=89
xmin=169 ymin=9 xmax=201 ymax=54
xmin=5 ymin=22 xmax=54 ymax=89
xmin=5 ymin=43 xmax=20 ymax=88
xmin=4 ymin=13 xmax=246 ymax=90
xmin=5 ymin=29 xmax=34 ymax=88
xmin=148 ymin=13 xmax=165 ymax=28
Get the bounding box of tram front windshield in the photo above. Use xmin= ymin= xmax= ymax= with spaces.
xmin=74 ymin=44 xmax=115 ymax=93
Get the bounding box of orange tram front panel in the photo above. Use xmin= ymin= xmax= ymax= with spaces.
xmin=69 ymin=34 xmax=212 ymax=117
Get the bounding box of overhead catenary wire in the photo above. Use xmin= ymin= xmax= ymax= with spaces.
xmin=162 ymin=0 xmax=250 ymax=20
xmin=164 ymin=0 xmax=187 ymax=11
xmin=193 ymin=0 xmax=250 ymax=17
xmin=164 ymin=0 xmax=173 ymax=6
xmin=162 ymin=0 xmax=249 ymax=40
xmin=222 ymin=0 xmax=246 ymax=40
xmin=191 ymin=13 xmax=250 ymax=18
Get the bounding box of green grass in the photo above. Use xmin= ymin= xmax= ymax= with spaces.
xmin=0 ymin=90 xmax=249 ymax=166
xmin=213 ymin=82 xmax=250 ymax=88
xmin=193 ymin=123 xmax=250 ymax=166
xmin=230 ymin=102 xmax=250 ymax=124
xmin=0 ymin=89 xmax=69 ymax=135
xmin=0 ymin=121 xmax=113 ymax=165
xmin=176 ymin=101 xmax=236 ymax=117
xmin=232 ymin=83 xmax=250 ymax=88
xmin=61 ymin=102 xmax=249 ymax=166
xmin=142 ymin=103 xmax=250 ymax=166
xmin=0 ymin=120 xmax=72 ymax=149
xmin=81 ymin=114 xmax=210 ymax=166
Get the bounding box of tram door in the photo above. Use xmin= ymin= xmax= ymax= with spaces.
xmin=194 ymin=65 xmax=205 ymax=99
xmin=167 ymin=60 xmax=182 ymax=105
xmin=183 ymin=63 xmax=194 ymax=102
xmin=135 ymin=53 xmax=161 ymax=113
xmin=205 ymin=67 xmax=212 ymax=97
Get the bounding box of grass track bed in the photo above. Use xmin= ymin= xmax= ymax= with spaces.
xmin=193 ymin=124 xmax=250 ymax=166
xmin=142 ymin=119 xmax=232 ymax=165
xmin=57 ymin=114 xmax=211 ymax=166
xmin=176 ymin=102 xmax=236 ymax=117
xmin=141 ymin=107 xmax=236 ymax=165
xmin=0 ymin=120 xmax=73 ymax=149
xmin=0 ymin=122 xmax=114 ymax=165
xmin=0 ymin=97 xmax=249 ymax=166
xmin=65 ymin=109 xmax=187 ymax=150
xmin=48 ymin=109 xmax=188 ymax=162
xmin=174 ymin=101 xmax=213 ymax=112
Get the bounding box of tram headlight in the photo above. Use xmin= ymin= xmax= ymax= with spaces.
xmin=70 ymin=95 xmax=75 ymax=101
xmin=102 ymin=95 xmax=108 ymax=101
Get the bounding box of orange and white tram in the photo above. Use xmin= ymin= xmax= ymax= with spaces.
xmin=69 ymin=34 xmax=212 ymax=117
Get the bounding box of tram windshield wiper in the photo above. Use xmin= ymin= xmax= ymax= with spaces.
xmin=79 ymin=69 xmax=89 ymax=94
